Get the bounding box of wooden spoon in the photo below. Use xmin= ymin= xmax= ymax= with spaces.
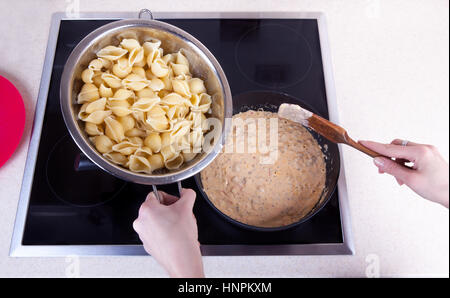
xmin=278 ymin=103 xmax=380 ymax=158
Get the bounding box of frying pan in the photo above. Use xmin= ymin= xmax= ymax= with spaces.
xmin=195 ymin=91 xmax=341 ymax=232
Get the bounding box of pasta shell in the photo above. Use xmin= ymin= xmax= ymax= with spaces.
xmin=190 ymin=93 xmax=212 ymax=113
xmin=117 ymin=115 xmax=135 ymax=132
xmin=128 ymin=155 xmax=152 ymax=174
xmin=162 ymin=53 xmax=175 ymax=64
xmin=125 ymin=127 xmax=147 ymax=138
xmin=147 ymin=104 xmax=166 ymax=117
xmin=188 ymin=111 xmax=204 ymax=130
xmin=112 ymin=141 xmax=139 ymax=155
xmin=103 ymin=152 xmax=128 ymax=166
xmin=81 ymin=68 xmax=95 ymax=84
xmin=83 ymin=110 xmax=112 ymax=125
xmin=132 ymin=97 xmax=160 ymax=112
xmin=112 ymin=57 xmax=132 ymax=78
xmin=146 ymin=47 xmax=162 ymax=66
xmin=135 ymin=119 xmax=152 ymax=131
xmin=174 ymin=106 xmax=188 ymax=120
xmin=101 ymin=73 xmax=123 ymax=89
xmin=85 ymin=122 xmax=104 ymax=136
xmin=134 ymin=58 xmax=147 ymax=68
xmin=174 ymin=74 xmax=192 ymax=81
xmin=144 ymin=132 xmax=162 ymax=153
xmin=107 ymin=99 xmax=129 ymax=108
xmin=85 ymin=97 xmax=106 ymax=114
xmin=158 ymin=90 xmax=171 ymax=99
xmin=146 ymin=116 xmax=169 ymax=132
xmin=92 ymin=74 xmax=104 ymax=88
xmin=143 ymin=39 xmax=161 ymax=55
xmin=160 ymin=145 xmax=177 ymax=162
xmin=161 ymin=73 xmax=173 ymax=91
xmin=137 ymin=87 xmax=156 ymax=98
xmin=182 ymin=152 xmax=197 ymax=162
xmin=122 ymin=74 xmax=149 ymax=91
xmin=110 ymin=106 xmax=132 ymax=117
xmin=110 ymin=88 xmax=134 ymax=101
xmin=145 ymin=68 xmax=157 ymax=80
xmin=77 ymin=83 xmax=100 ymax=104
xmin=148 ymin=153 xmax=164 ymax=171
xmin=188 ymin=78 xmax=206 ymax=94
xmin=150 ymin=58 xmax=169 ymax=78
xmin=176 ymin=51 xmax=189 ymax=66
xmin=97 ymin=45 xmax=128 ymax=61
xmin=78 ymin=103 xmax=89 ymax=120
xmin=99 ymin=83 xmax=113 ymax=98
xmin=134 ymin=147 xmax=153 ymax=159
xmin=170 ymin=120 xmax=191 ymax=140
xmin=171 ymin=79 xmax=191 ymax=98
xmin=132 ymin=66 xmax=146 ymax=78
xmin=132 ymin=110 xmax=146 ymax=123
xmin=104 ymin=116 xmax=125 ymax=143
xmin=88 ymin=59 xmax=104 ymax=71
xmin=166 ymin=106 xmax=177 ymax=120
xmin=148 ymin=78 xmax=165 ymax=92
xmin=160 ymin=132 xmax=172 ymax=148
xmin=107 ymin=98 xmax=131 ymax=116
xmin=120 ymin=38 xmax=141 ymax=51
xmin=99 ymin=58 xmax=113 ymax=70
xmin=94 ymin=135 xmax=114 ymax=153
xmin=171 ymin=63 xmax=190 ymax=77
xmin=161 ymin=92 xmax=188 ymax=106
xmin=189 ymin=94 xmax=200 ymax=106
xmin=165 ymin=153 xmax=184 ymax=170
xmin=128 ymin=47 xmax=144 ymax=66
xmin=127 ymin=136 xmax=144 ymax=146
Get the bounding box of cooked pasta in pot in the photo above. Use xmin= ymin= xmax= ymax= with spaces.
xmin=75 ymin=38 xmax=212 ymax=174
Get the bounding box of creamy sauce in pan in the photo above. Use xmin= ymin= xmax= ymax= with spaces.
xmin=201 ymin=110 xmax=326 ymax=228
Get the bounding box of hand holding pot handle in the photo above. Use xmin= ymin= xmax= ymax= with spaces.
xmin=152 ymin=181 xmax=183 ymax=203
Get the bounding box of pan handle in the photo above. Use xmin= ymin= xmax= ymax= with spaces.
xmin=152 ymin=181 xmax=183 ymax=203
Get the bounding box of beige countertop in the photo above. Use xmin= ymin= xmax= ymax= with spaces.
xmin=0 ymin=0 xmax=448 ymax=277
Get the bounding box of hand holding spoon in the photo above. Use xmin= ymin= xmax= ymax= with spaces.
xmin=278 ymin=103 xmax=386 ymax=158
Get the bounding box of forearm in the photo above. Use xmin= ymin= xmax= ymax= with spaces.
xmin=167 ymin=248 xmax=205 ymax=278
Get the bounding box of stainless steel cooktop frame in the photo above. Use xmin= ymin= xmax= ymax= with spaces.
xmin=10 ymin=11 xmax=354 ymax=257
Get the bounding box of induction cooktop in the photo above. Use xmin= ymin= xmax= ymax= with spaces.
xmin=10 ymin=12 xmax=354 ymax=256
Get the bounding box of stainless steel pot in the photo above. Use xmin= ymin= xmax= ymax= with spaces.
xmin=60 ymin=9 xmax=232 ymax=197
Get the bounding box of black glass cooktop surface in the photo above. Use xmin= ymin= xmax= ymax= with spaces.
xmin=22 ymin=18 xmax=343 ymax=247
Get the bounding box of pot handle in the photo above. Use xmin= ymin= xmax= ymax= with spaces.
xmin=138 ymin=9 xmax=154 ymax=20
xmin=74 ymin=152 xmax=99 ymax=171
xmin=152 ymin=181 xmax=183 ymax=203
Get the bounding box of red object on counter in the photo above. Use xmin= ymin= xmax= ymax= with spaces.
xmin=0 ymin=75 xmax=26 ymax=169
